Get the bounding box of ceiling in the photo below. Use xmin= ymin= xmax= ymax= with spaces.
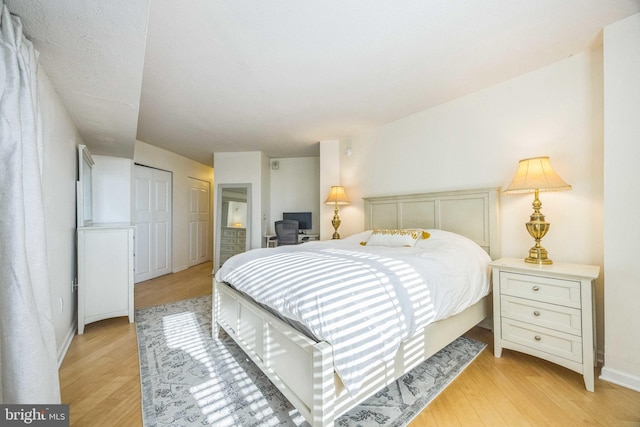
xmin=6 ymin=0 xmax=640 ymax=166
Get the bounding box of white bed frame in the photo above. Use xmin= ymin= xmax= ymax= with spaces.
xmin=213 ymin=187 xmax=500 ymax=426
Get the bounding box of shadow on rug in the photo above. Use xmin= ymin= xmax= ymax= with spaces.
xmin=136 ymin=296 xmax=485 ymax=427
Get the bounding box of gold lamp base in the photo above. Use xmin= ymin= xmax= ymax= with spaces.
xmin=524 ymin=189 xmax=553 ymax=265
xmin=525 ymin=245 xmax=552 ymax=265
xmin=331 ymin=205 xmax=341 ymax=239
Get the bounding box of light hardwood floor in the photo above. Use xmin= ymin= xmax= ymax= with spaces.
xmin=59 ymin=261 xmax=640 ymax=426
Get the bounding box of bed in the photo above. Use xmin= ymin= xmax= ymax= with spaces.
xmin=212 ymin=187 xmax=500 ymax=426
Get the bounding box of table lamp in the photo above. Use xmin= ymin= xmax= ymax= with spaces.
xmin=324 ymin=186 xmax=350 ymax=239
xmin=504 ymin=156 xmax=571 ymax=264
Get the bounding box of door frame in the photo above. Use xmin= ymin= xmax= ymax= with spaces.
xmin=214 ymin=183 xmax=251 ymax=271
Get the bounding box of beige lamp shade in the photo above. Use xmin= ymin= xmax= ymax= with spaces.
xmin=324 ymin=186 xmax=350 ymax=205
xmin=504 ymin=156 xmax=571 ymax=194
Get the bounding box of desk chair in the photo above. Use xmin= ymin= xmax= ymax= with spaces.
xmin=275 ymin=220 xmax=300 ymax=245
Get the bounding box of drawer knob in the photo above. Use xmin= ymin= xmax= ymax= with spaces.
xmin=533 ymin=311 xmax=540 ymax=317
xmin=534 ymin=335 xmax=541 ymax=341
xmin=532 ymin=285 xmax=540 ymax=291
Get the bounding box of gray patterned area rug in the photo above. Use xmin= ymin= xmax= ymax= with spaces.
xmin=136 ymin=296 xmax=485 ymax=427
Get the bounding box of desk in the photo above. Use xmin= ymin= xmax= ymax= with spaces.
xmin=264 ymin=234 xmax=319 ymax=247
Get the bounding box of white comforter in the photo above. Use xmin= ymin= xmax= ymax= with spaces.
xmin=215 ymin=229 xmax=491 ymax=396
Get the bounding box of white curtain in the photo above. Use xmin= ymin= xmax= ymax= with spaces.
xmin=0 ymin=0 xmax=61 ymax=404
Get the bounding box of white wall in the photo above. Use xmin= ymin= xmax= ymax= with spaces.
xmin=91 ymin=155 xmax=132 ymax=223
xmin=260 ymin=152 xmax=271 ymax=242
xmin=269 ymin=157 xmax=320 ymax=235
xmin=38 ymin=68 xmax=82 ymax=364
xmin=601 ymin=13 xmax=640 ymax=391
xmin=319 ymin=140 xmax=342 ymax=240
xmin=134 ymin=141 xmax=214 ymax=272
xmin=337 ymin=46 xmax=605 ymax=354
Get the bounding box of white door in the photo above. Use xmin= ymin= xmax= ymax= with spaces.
xmin=134 ymin=165 xmax=172 ymax=283
xmin=188 ymin=177 xmax=210 ymax=267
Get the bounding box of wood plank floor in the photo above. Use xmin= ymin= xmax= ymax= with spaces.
xmin=59 ymin=261 xmax=640 ymax=426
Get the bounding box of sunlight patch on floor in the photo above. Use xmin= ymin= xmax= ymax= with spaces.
xmin=162 ymin=311 xmax=306 ymax=426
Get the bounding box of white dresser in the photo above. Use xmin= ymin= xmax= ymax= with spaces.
xmin=77 ymin=223 xmax=135 ymax=334
xmin=490 ymin=258 xmax=600 ymax=391
xmin=219 ymin=227 xmax=246 ymax=266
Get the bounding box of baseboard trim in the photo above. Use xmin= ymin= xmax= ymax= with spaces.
xmin=600 ymin=366 xmax=640 ymax=392
xmin=57 ymin=322 xmax=77 ymax=368
xmin=172 ymin=265 xmax=188 ymax=274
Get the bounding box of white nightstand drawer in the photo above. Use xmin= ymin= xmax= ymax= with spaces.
xmin=501 ymin=295 xmax=582 ymax=336
xmin=500 ymin=272 xmax=581 ymax=308
xmin=502 ymin=318 xmax=582 ymax=363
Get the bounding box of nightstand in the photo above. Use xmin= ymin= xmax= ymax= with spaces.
xmin=489 ymin=257 xmax=600 ymax=391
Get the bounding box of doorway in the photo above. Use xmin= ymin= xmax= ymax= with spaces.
xmin=215 ymin=184 xmax=251 ymax=270
xmin=134 ymin=165 xmax=172 ymax=283
xmin=188 ymin=177 xmax=210 ymax=267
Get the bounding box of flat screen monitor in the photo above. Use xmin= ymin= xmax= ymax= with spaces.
xmin=282 ymin=212 xmax=312 ymax=231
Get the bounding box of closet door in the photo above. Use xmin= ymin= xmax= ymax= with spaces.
xmin=188 ymin=177 xmax=210 ymax=267
xmin=134 ymin=165 xmax=172 ymax=283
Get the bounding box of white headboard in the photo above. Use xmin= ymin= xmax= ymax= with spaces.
xmin=363 ymin=187 xmax=501 ymax=259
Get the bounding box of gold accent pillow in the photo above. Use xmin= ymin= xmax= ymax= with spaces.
xmin=363 ymin=229 xmax=430 ymax=247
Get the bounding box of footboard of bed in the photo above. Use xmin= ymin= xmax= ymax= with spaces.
xmin=213 ymin=279 xmax=491 ymax=426
xmin=213 ymin=279 xmax=335 ymax=426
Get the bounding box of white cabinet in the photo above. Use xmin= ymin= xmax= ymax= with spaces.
xmin=77 ymin=224 xmax=135 ymax=334
xmin=490 ymin=258 xmax=600 ymax=391
xmin=219 ymin=227 xmax=246 ymax=267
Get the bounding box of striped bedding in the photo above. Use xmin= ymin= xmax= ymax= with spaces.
xmin=215 ymin=229 xmax=491 ymax=396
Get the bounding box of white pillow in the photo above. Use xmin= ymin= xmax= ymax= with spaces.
xmin=363 ymin=229 xmax=429 ymax=247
